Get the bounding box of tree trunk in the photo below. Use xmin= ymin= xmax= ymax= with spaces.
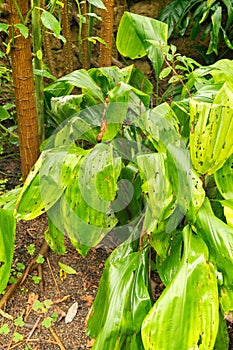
xmin=62 ymin=0 xmax=74 ymax=73
xmin=8 ymin=0 xmax=40 ymax=181
xmin=98 ymin=0 xmax=114 ymax=67
xmin=81 ymin=0 xmax=89 ymax=69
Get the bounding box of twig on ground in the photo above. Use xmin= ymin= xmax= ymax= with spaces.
xmin=0 ymin=241 xmax=49 ymax=310
xmin=0 ymin=309 xmax=13 ymax=320
xmin=49 ymin=326 xmax=66 ymax=350
xmin=46 ymin=256 xmax=60 ymax=293
xmin=26 ymin=315 xmax=42 ymax=341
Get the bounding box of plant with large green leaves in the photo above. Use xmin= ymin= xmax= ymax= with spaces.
xmin=159 ymin=0 xmax=233 ymax=61
xmin=1 ymin=12 xmax=233 ymax=350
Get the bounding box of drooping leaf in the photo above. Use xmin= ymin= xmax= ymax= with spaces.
xmin=214 ymin=310 xmax=229 ymax=350
xmin=16 ymin=155 xmax=45 ymax=220
xmin=207 ymin=5 xmax=222 ymax=55
xmin=87 ymin=227 xmax=151 ymax=349
xmin=215 ymin=154 xmax=233 ymax=200
xmin=50 ymin=95 xmax=84 ymax=122
xmin=0 ymin=209 xmax=16 ymax=293
xmin=156 ymin=229 xmax=183 ymax=286
xmin=15 ymin=24 xmax=29 ymax=39
xmin=209 ymin=59 xmax=233 ymax=83
xmin=196 ymin=198 xmax=233 ymax=312
xmin=0 ymin=187 xmax=22 ymax=211
xmin=0 ymin=106 xmax=11 ymax=121
xmin=190 ymin=87 xmax=233 ymax=175
xmin=137 ymin=153 xmax=174 ymax=233
xmin=137 ymin=104 xmax=205 ymax=226
xmin=58 ymin=143 xmax=122 ymax=256
xmin=87 ymin=0 xmax=106 ymax=9
xmin=116 ymin=12 xmax=167 ymax=76
xmin=158 ymin=0 xmax=194 ymax=37
xmin=41 ymin=11 xmax=61 ymax=37
xmin=45 ymin=214 xmax=66 ymax=255
xmin=142 ymin=225 xmax=219 ymax=350
xmin=59 ymin=69 xmax=104 ymax=102
xmin=0 ymin=23 xmax=9 ymax=34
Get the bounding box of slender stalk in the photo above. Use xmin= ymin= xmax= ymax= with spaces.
xmin=88 ymin=3 xmax=94 ymax=64
xmin=76 ymin=0 xmax=83 ymax=63
xmin=0 ymin=123 xmax=19 ymax=138
xmin=31 ymin=0 xmax=45 ymax=144
xmin=61 ymin=0 xmax=73 ymax=73
xmin=98 ymin=0 xmax=114 ymax=67
xmin=81 ymin=0 xmax=89 ymax=69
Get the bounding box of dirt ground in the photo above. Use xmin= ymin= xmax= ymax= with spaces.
xmin=1 ymin=153 xmax=233 ymax=350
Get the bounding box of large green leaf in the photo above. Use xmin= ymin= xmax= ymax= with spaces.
xmin=215 ymin=154 xmax=233 ymax=199
xmin=137 ymin=104 xmax=205 ymax=227
xmin=141 ymin=225 xmax=219 ymax=350
xmin=137 ymin=103 xmax=181 ymax=151
xmin=207 ymin=5 xmax=222 ymax=55
xmin=190 ymin=86 xmax=233 ymax=175
xmin=59 ymin=69 xmax=104 ymax=102
xmin=158 ymin=0 xmax=192 ymax=37
xmin=41 ymin=11 xmax=61 ymax=37
xmin=116 ymin=12 xmax=168 ymax=76
xmin=50 ymin=95 xmax=83 ymax=122
xmin=0 ymin=209 xmax=16 ymax=293
xmin=16 ymin=155 xmax=45 ymax=220
xmin=156 ymin=229 xmax=183 ymax=286
xmin=209 ymin=59 xmax=233 ymax=83
xmin=196 ymin=198 xmax=233 ymax=312
xmin=137 ymin=153 xmax=174 ymax=233
xmin=87 ymin=228 xmax=151 ymax=349
xmin=87 ymin=0 xmax=106 ymax=9
xmin=214 ymin=310 xmax=229 ymax=350
xmin=58 ymin=143 xmax=122 ymax=256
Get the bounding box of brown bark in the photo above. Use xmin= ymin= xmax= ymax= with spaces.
xmin=81 ymin=0 xmax=89 ymax=69
xmin=8 ymin=0 xmax=40 ymax=181
xmin=61 ymin=0 xmax=74 ymax=73
xmin=98 ymin=0 xmax=114 ymax=67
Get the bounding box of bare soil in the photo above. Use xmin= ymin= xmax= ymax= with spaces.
xmin=0 ymin=155 xmax=233 ymax=350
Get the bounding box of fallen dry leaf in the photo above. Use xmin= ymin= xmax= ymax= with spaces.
xmin=53 ymin=295 xmax=71 ymax=304
xmin=87 ymin=338 xmax=95 ymax=348
xmin=65 ymin=301 xmax=79 ymax=323
xmin=80 ymin=295 xmax=94 ymax=306
xmin=25 ymin=292 xmax=38 ymax=321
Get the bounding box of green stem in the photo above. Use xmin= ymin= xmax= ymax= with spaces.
xmin=76 ymin=0 xmax=83 ymax=62
xmin=13 ymin=0 xmax=25 ymax=24
xmin=0 ymin=123 xmax=19 ymax=138
xmin=31 ymin=0 xmax=44 ymax=144
xmin=88 ymin=3 xmax=94 ymax=64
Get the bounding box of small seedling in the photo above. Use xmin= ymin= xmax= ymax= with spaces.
xmin=13 ymin=331 xmax=24 ymax=342
xmin=32 ymin=299 xmax=44 ymax=312
xmin=32 ymin=299 xmax=53 ymax=313
xmin=14 ymin=316 xmax=25 ymax=327
xmin=0 ymin=323 xmax=10 ymax=334
xmin=58 ymin=261 xmax=77 ymax=281
xmin=32 ymin=276 xmax=41 ymax=285
xmin=36 ymin=255 xmax=45 ymax=264
xmin=41 ymin=312 xmax=58 ymax=328
xmin=27 ymin=244 xmax=35 ymax=256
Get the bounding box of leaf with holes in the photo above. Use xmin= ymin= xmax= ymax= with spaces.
xmin=87 ymin=230 xmax=151 ymax=349
xmin=190 ymin=84 xmax=233 ymax=175
xmin=142 ymin=225 xmax=219 ymax=350
xmin=196 ymin=198 xmax=233 ymax=312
